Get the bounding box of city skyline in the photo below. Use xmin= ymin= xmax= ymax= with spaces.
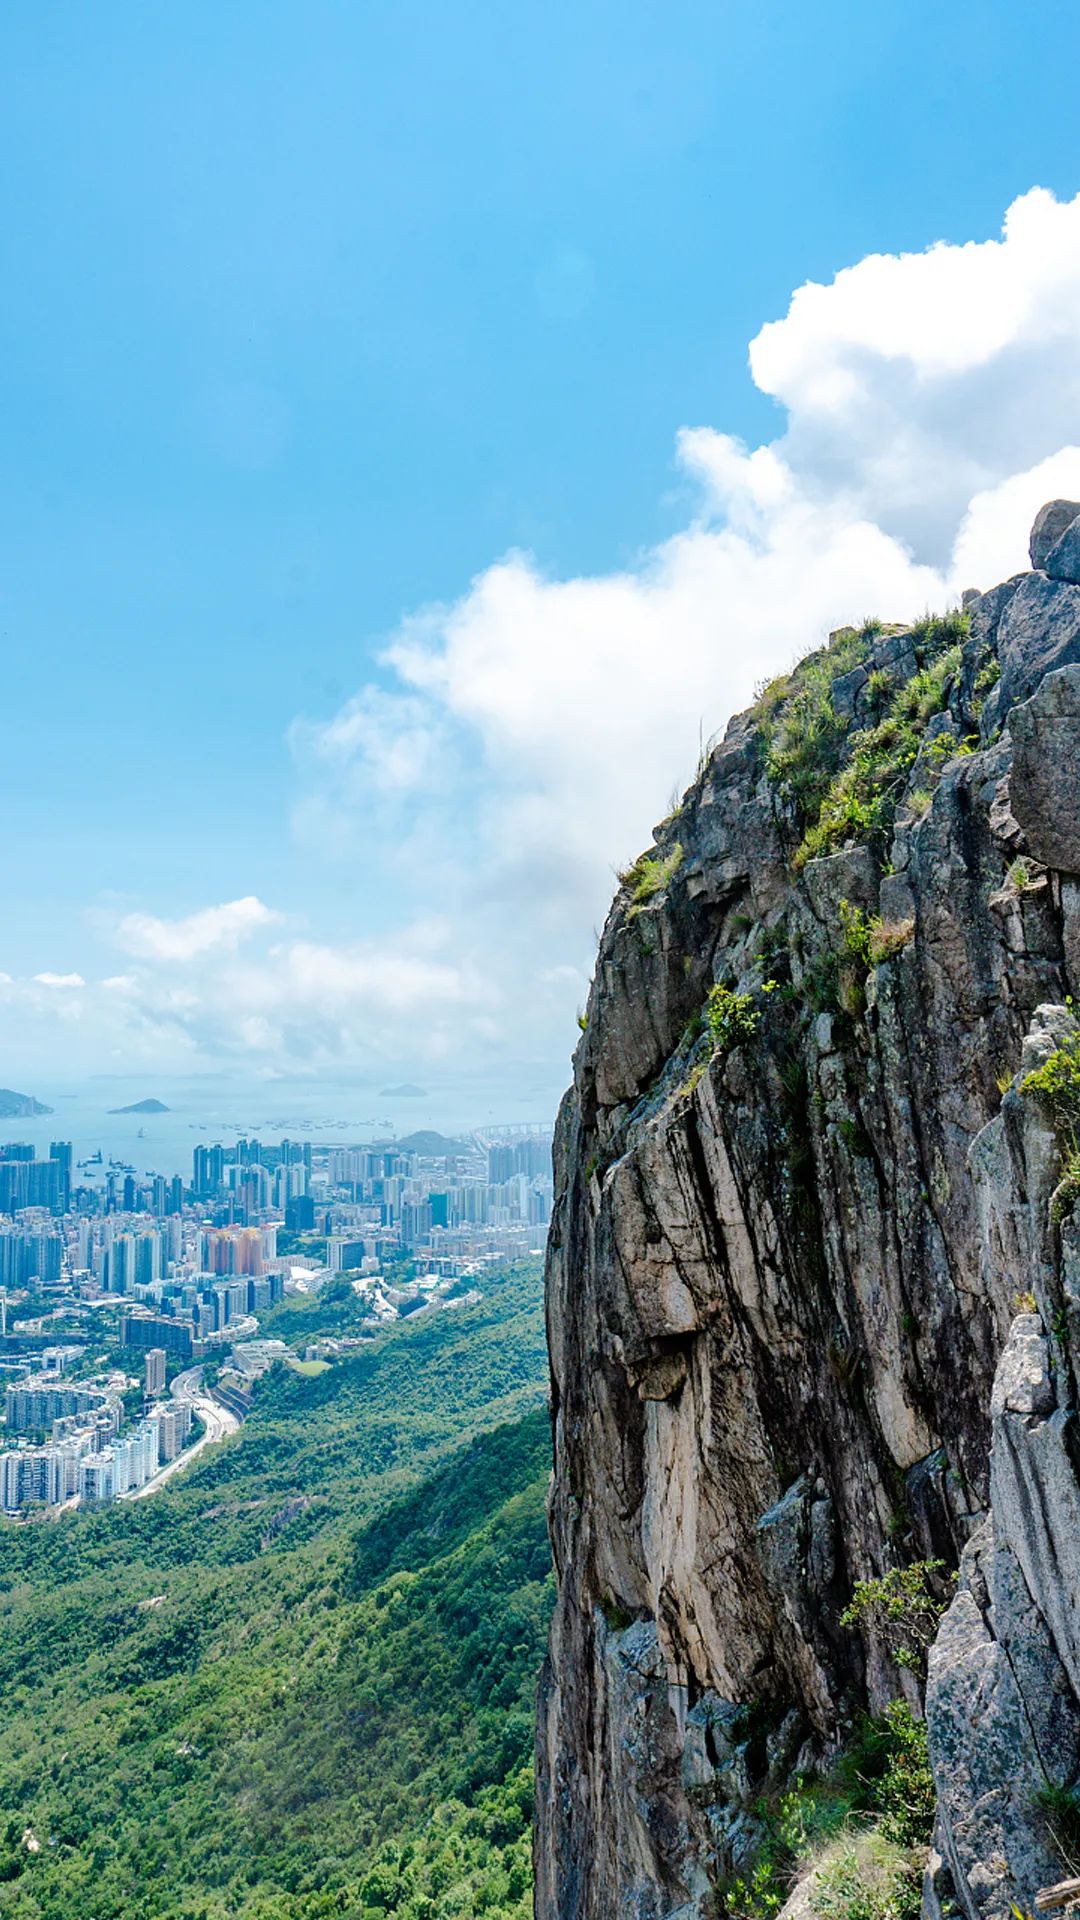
xmin=0 ymin=1118 xmax=551 ymax=1515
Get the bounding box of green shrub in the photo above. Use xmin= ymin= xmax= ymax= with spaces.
xmin=839 ymin=900 xmax=915 ymax=972
xmin=681 ymin=1058 xmax=708 ymax=1099
xmin=871 ymin=1703 xmax=935 ymax=1850
xmin=908 ymin=609 xmax=970 ymax=658
xmin=893 ymin=647 xmax=963 ymax=723
xmin=1051 ymin=1146 xmax=1080 ymax=1228
xmin=619 ymin=842 xmax=683 ymax=910
xmin=706 ymin=982 xmax=775 ymax=1052
xmin=1022 ymin=1023 xmax=1080 ymax=1134
xmin=865 ymin=668 xmax=894 ymax=714
xmin=715 ymin=1706 xmax=932 ymax=1920
xmin=840 ymin=1560 xmax=954 ymax=1678
xmin=598 ymin=1592 xmax=636 ymax=1632
xmin=838 ymin=1116 xmax=873 ymax=1159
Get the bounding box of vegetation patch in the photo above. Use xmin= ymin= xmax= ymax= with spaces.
xmin=792 ymin=645 xmax=965 ymax=871
xmin=1021 ymin=1017 xmax=1080 ymax=1136
xmin=1035 ymin=1781 xmax=1080 ymax=1877
xmin=619 ymin=841 xmax=683 ymax=912
xmin=839 ymin=901 xmax=915 ymax=971
xmin=0 ymin=1262 xmax=550 ymax=1920
xmin=757 ymin=608 xmax=970 ymax=872
xmin=715 ymin=1704 xmax=933 ymax=1920
xmin=812 ymin=1831 xmax=923 ymax=1920
xmin=706 ymin=981 xmax=777 ymax=1053
xmin=758 ymin=627 xmax=871 ymax=825
xmin=840 ymin=1559 xmax=954 ymax=1679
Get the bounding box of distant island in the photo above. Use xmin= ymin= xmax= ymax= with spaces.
xmin=0 ymin=1086 xmax=53 ymax=1117
xmin=107 ymin=1098 xmax=170 ymax=1114
xmin=379 ymin=1082 xmax=427 ymax=1098
xmin=381 ymin=1129 xmax=471 ymax=1157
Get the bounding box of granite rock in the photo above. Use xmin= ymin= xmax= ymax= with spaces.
xmin=536 ymin=506 xmax=1080 ymax=1919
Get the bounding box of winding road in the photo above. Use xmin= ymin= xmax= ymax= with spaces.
xmin=125 ymin=1365 xmax=241 ymax=1500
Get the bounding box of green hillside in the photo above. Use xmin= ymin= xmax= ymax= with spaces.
xmin=0 ymin=1261 xmax=552 ymax=1920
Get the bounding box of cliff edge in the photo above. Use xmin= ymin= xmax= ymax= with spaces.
xmin=536 ymin=502 xmax=1080 ymax=1919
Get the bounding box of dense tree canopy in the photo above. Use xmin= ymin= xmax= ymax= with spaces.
xmin=0 ymin=1261 xmax=551 ymax=1920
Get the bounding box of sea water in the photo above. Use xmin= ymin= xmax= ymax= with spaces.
xmin=7 ymin=1071 xmax=560 ymax=1177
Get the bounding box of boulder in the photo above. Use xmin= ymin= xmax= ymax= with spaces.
xmin=1030 ymin=499 xmax=1080 ymax=571
xmin=996 ymin=572 xmax=1080 ymax=711
xmin=1046 ymin=520 xmax=1080 ymax=586
xmin=1009 ymin=665 xmax=1080 ymax=872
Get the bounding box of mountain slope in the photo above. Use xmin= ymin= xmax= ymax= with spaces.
xmin=0 ymin=1261 xmax=551 ymax=1920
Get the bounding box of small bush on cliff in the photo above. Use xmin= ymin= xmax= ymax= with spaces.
xmin=1051 ymin=1148 xmax=1080 ymax=1229
xmin=619 ymin=841 xmax=683 ymax=911
xmin=868 ymin=1703 xmax=935 ymax=1850
xmin=908 ymin=609 xmax=970 ymax=660
xmin=865 ymin=668 xmax=894 ymax=714
xmin=706 ymin=982 xmax=778 ymax=1053
xmin=839 ymin=901 xmax=916 ymax=972
xmin=1021 ymin=1021 xmax=1080 ymax=1136
xmin=840 ymin=1559 xmax=954 ymax=1678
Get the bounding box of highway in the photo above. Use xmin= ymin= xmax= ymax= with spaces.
xmin=125 ymin=1366 xmax=241 ymax=1500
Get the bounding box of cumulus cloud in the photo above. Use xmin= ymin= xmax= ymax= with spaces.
xmin=9 ymin=187 xmax=1080 ymax=1086
xmin=115 ymin=896 xmax=281 ymax=963
xmin=283 ymin=186 xmax=1080 ymax=1082
xmin=750 ymin=186 xmax=1080 ymax=566
xmin=33 ymin=972 xmax=86 ymax=989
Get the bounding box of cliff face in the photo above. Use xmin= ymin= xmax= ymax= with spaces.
xmin=535 ymin=503 xmax=1080 ymax=1920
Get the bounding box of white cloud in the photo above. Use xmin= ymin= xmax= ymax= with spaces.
xmin=33 ymin=972 xmax=86 ymax=989
xmin=115 ymin=896 xmax=281 ymax=963
xmin=9 ymin=186 xmax=1080 ymax=1087
xmin=750 ymin=186 xmax=1080 ymax=565
xmin=284 ymin=186 xmax=1080 ymax=1084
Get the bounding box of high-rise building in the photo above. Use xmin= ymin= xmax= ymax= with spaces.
xmin=0 ymin=1228 xmax=62 ymax=1287
xmin=327 ymin=1235 xmax=367 ymax=1273
xmin=0 ymin=1157 xmax=62 ymax=1214
xmin=50 ymin=1141 xmax=73 ymax=1209
xmin=120 ymin=1314 xmax=195 ymax=1361
xmin=487 ymin=1145 xmax=516 ymax=1184
xmin=285 ymin=1194 xmax=315 ymax=1232
xmin=144 ymin=1348 xmax=166 ymax=1396
xmin=78 ymin=1455 xmax=114 ymax=1504
xmin=6 ymin=1380 xmax=107 ymax=1431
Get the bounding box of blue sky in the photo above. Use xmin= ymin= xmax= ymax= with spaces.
xmin=4 ymin=1 xmax=1080 ymax=1098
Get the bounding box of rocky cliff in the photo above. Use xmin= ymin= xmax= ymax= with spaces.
xmin=535 ymin=502 xmax=1080 ymax=1920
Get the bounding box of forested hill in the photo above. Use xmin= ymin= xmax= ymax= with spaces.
xmin=0 ymin=1260 xmax=551 ymax=1920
